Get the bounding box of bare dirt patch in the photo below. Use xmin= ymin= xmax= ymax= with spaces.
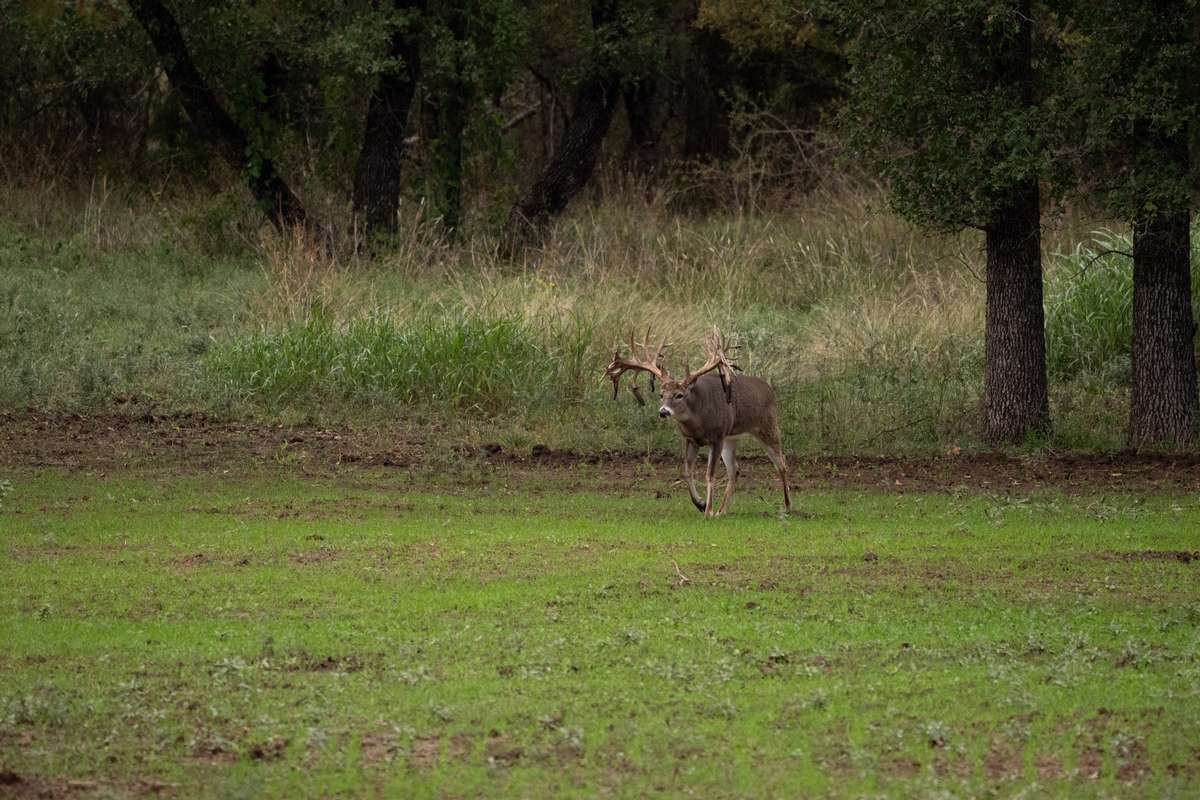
xmin=1034 ymin=754 xmax=1063 ymax=779
xmin=6 ymin=410 xmax=1200 ymax=494
xmin=283 ymin=652 xmax=369 ymax=673
xmin=407 ymin=734 xmax=473 ymax=770
xmin=1102 ymin=550 xmax=1198 ymax=564
xmin=0 ymin=772 xmax=176 ymax=798
xmin=288 ymin=547 xmax=341 ymax=566
xmin=360 ymin=732 xmax=399 ymax=765
xmin=881 ymin=755 xmax=922 ymax=778
xmin=983 ymin=736 xmax=1022 ymax=780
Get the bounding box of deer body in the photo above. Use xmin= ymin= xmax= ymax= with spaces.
xmin=606 ymin=330 xmax=791 ymax=517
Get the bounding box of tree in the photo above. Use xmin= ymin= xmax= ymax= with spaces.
xmin=352 ymin=0 xmax=426 ymax=234
xmin=502 ymin=0 xmax=626 ymax=251
xmin=412 ymin=0 xmax=525 ymax=234
xmin=1061 ymin=0 xmax=1199 ymax=447
xmin=835 ymin=0 xmax=1052 ymax=444
xmin=127 ymin=0 xmax=307 ymax=229
xmin=503 ymin=0 xmax=678 ymax=251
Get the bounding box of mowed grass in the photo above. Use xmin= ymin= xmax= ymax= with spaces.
xmin=2 ymin=468 xmax=1199 ymax=797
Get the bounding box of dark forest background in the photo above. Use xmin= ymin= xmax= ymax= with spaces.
xmin=2 ymin=0 xmax=1198 ymax=454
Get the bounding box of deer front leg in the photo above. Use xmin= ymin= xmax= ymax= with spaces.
xmin=704 ymin=440 xmax=720 ymax=517
xmin=682 ymin=439 xmax=705 ymax=513
xmin=716 ymin=438 xmax=737 ymax=516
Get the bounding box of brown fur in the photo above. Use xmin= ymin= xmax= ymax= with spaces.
xmin=658 ymin=373 xmax=791 ymax=516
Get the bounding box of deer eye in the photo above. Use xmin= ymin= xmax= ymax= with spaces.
xmin=673 ymin=392 xmax=683 ymax=400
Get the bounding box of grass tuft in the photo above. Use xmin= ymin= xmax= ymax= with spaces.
xmin=206 ymin=312 xmax=559 ymax=414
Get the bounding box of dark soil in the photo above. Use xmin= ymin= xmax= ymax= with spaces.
xmin=5 ymin=410 xmax=1200 ymax=494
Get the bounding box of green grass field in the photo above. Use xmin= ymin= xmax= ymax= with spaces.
xmin=2 ymin=463 xmax=1199 ymax=798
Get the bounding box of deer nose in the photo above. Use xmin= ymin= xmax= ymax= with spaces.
xmin=659 ymin=407 xmax=671 ymax=418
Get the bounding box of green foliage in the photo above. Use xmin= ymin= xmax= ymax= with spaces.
xmin=1056 ymin=0 xmax=1200 ymax=216
xmin=0 ymin=0 xmax=158 ymax=168
xmin=697 ymin=0 xmax=829 ymax=55
xmin=833 ymin=0 xmax=1053 ymax=230
xmin=1045 ymin=228 xmax=1200 ymax=380
xmin=424 ymin=0 xmax=527 ymax=95
xmin=1045 ymin=232 xmax=1134 ymax=379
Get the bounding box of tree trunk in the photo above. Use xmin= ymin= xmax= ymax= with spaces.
xmin=984 ymin=181 xmax=1050 ymax=444
xmin=682 ymin=24 xmax=732 ymax=162
xmin=502 ymin=0 xmax=620 ymax=252
xmin=127 ymin=0 xmax=306 ymax=230
xmin=431 ymin=2 xmax=469 ymax=234
xmin=352 ymin=0 xmax=425 ymax=233
xmin=622 ymin=79 xmax=669 ymax=175
xmin=981 ymin=0 xmax=1049 ymax=444
xmin=435 ymin=82 xmax=467 ymax=233
xmin=1129 ymin=208 xmax=1197 ymax=447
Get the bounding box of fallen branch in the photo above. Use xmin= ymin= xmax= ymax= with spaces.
xmin=671 ymin=559 xmax=691 ymax=586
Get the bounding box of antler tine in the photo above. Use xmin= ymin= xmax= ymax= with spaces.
xmin=604 ymin=327 xmax=670 ymax=403
xmin=683 ymin=326 xmax=739 ymax=403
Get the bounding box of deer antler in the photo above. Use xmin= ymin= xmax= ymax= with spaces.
xmin=604 ymin=329 xmax=671 ymax=405
xmin=682 ymin=326 xmax=741 ymax=403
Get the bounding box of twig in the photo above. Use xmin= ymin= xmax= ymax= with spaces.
xmin=953 ymin=247 xmax=986 ymax=284
xmin=502 ymin=101 xmax=542 ymax=132
xmin=860 ymin=414 xmax=935 ymax=447
xmin=671 ymin=559 xmax=691 ymax=586
xmin=1068 ymin=247 xmax=1132 ymax=280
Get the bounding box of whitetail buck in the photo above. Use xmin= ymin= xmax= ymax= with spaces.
xmin=604 ymin=328 xmax=791 ymax=517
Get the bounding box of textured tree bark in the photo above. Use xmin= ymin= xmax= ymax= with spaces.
xmin=127 ymin=0 xmax=306 ymax=229
xmin=352 ymin=0 xmax=425 ymax=233
xmin=981 ymin=0 xmax=1049 ymax=444
xmin=984 ymin=181 xmax=1051 ymax=444
xmin=1128 ymin=208 xmax=1197 ymax=447
xmin=502 ymin=0 xmax=619 ymax=252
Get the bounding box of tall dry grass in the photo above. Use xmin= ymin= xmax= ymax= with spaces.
xmin=0 ymin=170 xmax=1164 ymax=454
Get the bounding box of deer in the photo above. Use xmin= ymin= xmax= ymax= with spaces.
xmin=604 ymin=328 xmax=791 ymax=517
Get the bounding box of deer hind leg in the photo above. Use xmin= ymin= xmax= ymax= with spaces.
xmin=758 ymin=428 xmax=791 ymax=511
xmin=716 ymin=438 xmax=737 ymax=516
xmin=682 ymin=439 xmax=705 ymax=513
